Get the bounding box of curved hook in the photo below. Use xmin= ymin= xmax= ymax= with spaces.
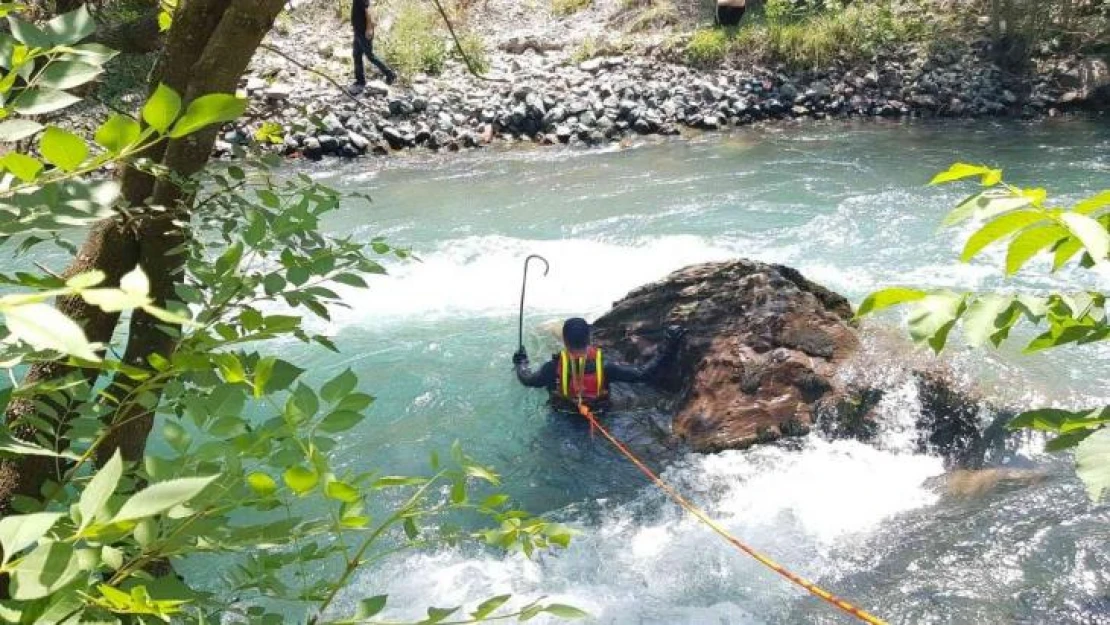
xmin=519 ymin=254 xmax=552 ymax=351
xmin=525 ymin=254 xmax=550 ymax=277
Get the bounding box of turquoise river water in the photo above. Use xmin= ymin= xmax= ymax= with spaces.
xmin=243 ymin=119 xmax=1110 ymax=624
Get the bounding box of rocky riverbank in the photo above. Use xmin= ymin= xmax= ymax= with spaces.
xmin=221 ymin=2 xmax=1109 ymax=160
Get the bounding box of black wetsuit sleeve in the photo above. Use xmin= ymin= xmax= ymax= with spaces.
xmin=604 ymin=341 xmax=677 ymax=384
xmin=516 ymin=357 xmax=555 ymax=389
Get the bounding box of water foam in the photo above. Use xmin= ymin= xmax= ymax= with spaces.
xmin=325 ymin=234 xmax=748 ymax=329
xmin=338 ymin=438 xmax=943 ymax=624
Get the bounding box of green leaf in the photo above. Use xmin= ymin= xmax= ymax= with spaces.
xmin=1005 ymin=223 xmax=1068 ymax=274
xmin=0 ymin=512 xmax=63 ymax=565
xmin=66 ymin=270 xmax=105 ymax=289
xmin=403 ymin=517 xmax=418 ymax=539
xmin=1076 ymin=428 xmax=1110 ymax=503
xmin=142 ymin=83 xmax=182 ymax=134
xmin=907 ymin=292 xmax=966 ymax=353
xmin=325 ymin=480 xmax=359 ymax=503
xmin=0 ymin=119 xmax=41 ymax=141
xmin=451 ymin=478 xmax=466 ymax=504
xmin=63 ymin=43 xmax=118 ymax=64
xmin=4 ymin=301 xmax=99 ymax=360
xmin=7 ymin=16 xmax=51 ymax=48
xmin=0 ymin=152 xmax=42 ymax=182
xmin=544 ymin=604 xmax=589 ymax=619
xmin=1052 ymin=236 xmax=1084 ymax=271
xmin=1045 ymin=429 xmax=1097 ymax=452
xmin=12 ymin=88 xmax=81 ymax=115
xmin=112 ymin=475 xmax=218 ymax=522
xmin=465 ymin=465 xmax=500 ymax=485
xmin=1008 ymin=408 xmax=1079 ymax=432
xmin=960 ymin=294 xmax=1014 ymax=348
xmin=38 ymin=60 xmax=102 ymax=90
xmin=855 ymin=287 xmax=927 ymax=318
xmin=336 ymin=392 xmax=374 ymax=412
xmin=44 ymin=5 xmax=95 ymax=44
xmin=372 ymin=476 xmax=427 ymax=488
xmin=519 ymin=603 xmax=545 ymax=622
xmin=1058 ymin=212 xmax=1110 ymax=265
xmin=471 ymin=594 xmax=511 ymax=619
xmin=356 ymin=595 xmax=387 ymax=619
xmin=941 ymin=191 xmax=986 ymax=227
xmin=78 ymin=450 xmax=121 ymax=532
xmin=481 ymin=494 xmax=509 ymax=509
xmin=318 ymin=410 xmax=363 ymax=433
xmin=961 ymin=210 xmax=1047 ymax=262
xmin=39 ymin=127 xmax=87 ymax=172
xmin=332 ymin=272 xmax=368 ymax=288
xmin=282 ymin=466 xmax=318 ymax=495
xmin=95 ymin=114 xmax=141 ymax=154
xmin=423 ymin=606 xmax=458 ymax=624
xmin=9 ymin=542 xmax=82 ymax=600
xmin=168 ymin=93 xmax=247 ymax=138
xmin=246 ymin=472 xmax=277 ymax=497
xmin=321 ymin=369 xmax=358 ymax=404
xmin=930 ymin=163 xmax=994 ymax=185
xmin=1075 ymin=190 xmax=1110 ymax=216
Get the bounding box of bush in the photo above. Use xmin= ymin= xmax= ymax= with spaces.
xmin=685 ymin=27 xmax=731 ymax=66
xmin=454 ymin=31 xmax=490 ymax=74
xmin=572 ymin=36 xmax=599 ymax=63
xmin=701 ymin=1 xmax=933 ymax=69
xmin=380 ymin=3 xmax=448 ymax=76
xmin=627 ymin=0 xmax=679 ymax=32
xmin=553 ymin=0 xmax=592 ymax=16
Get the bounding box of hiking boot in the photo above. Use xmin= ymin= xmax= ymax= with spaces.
xmin=347 ymin=82 xmax=365 ymax=96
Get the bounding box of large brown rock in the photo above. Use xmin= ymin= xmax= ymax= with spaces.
xmin=591 ymin=259 xmax=992 ymax=465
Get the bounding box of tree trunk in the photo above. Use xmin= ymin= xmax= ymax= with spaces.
xmin=0 ymin=0 xmax=285 ymax=510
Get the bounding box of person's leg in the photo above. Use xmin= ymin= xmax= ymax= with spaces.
xmin=351 ymin=32 xmax=366 ymax=86
xmin=363 ymin=34 xmax=396 ymax=83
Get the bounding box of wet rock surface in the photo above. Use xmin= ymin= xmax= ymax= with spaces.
xmin=590 ymin=260 xmax=995 ymax=466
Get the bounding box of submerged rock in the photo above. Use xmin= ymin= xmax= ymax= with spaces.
xmin=591 ymin=260 xmax=990 ymax=466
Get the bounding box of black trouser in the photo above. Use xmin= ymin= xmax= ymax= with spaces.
xmin=352 ymin=29 xmax=393 ymax=84
xmin=716 ymin=5 xmax=746 ymax=27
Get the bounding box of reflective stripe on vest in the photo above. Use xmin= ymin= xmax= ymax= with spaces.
xmin=558 ymin=348 xmax=604 ymax=401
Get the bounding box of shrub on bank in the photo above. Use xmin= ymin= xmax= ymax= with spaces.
xmin=685 ymin=27 xmax=731 ymax=66
xmin=687 ymin=1 xmax=933 ymax=69
xmin=553 ymin=0 xmax=592 ymax=16
xmin=380 ymin=3 xmax=448 ymax=76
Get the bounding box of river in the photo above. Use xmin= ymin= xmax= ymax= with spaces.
xmin=267 ymin=118 xmax=1110 ymax=624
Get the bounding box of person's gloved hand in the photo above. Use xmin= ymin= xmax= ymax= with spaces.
xmin=665 ymin=325 xmax=687 ymax=343
xmin=512 ymin=348 xmax=528 ymax=366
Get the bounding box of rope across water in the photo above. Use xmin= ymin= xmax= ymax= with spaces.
xmin=575 ymin=403 xmax=889 ymax=625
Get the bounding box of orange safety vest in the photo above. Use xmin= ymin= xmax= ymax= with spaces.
xmin=556 ymin=347 xmax=606 ymax=404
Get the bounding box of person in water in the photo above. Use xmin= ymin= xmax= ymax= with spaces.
xmin=513 ymin=317 xmax=686 ymax=412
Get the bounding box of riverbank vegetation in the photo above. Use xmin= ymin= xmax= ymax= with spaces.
xmin=673 ymin=0 xmax=1109 ymax=70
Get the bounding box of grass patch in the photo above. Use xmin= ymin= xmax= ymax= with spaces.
xmin=685 ymin=1 xmax=933 ymax=69
xmin=624 ymin=0 xmax=678 ymax=33
xmin=685 ymin=27 xmax=731 ymax=66
xmin=380 ymin=3 xmax=448 ymax=76
xmin=552 ymin=0 xmax=592 ymax=17
xmin=571 ymin=37 xmax=598 ymax=63
xmin=453 ymin=32 xmax=490 ymax=74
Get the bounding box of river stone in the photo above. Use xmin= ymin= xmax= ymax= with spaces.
xmin=591 ymin=260 xmax=990 ymax=466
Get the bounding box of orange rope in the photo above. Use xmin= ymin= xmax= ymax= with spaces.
xmin=576 ymin=403 xmax=889 ymax=625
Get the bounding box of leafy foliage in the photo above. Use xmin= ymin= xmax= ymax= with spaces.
xmin=0 ymin=7 xmax=583 ymax=623
xmin=858 ymin=164 xmax=1110 ymax=502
